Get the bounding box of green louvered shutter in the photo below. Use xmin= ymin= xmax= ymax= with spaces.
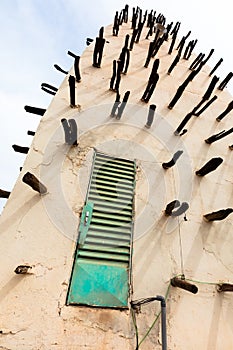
xmin=67 ymin=151 xmax=136 ymax=308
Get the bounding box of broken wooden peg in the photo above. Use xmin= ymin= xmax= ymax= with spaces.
xmin=165 ymin=200 xmax=180 ymax=216
xmin=69 ymin=75 xmax=76 ymax=107
xmin=14 ymin=265 xmax=32 ymax=274
xmin=22 ymin=172 xmax=47 ymax=195
xmin=209 ymin=58 xmax=223 ymax=76
xmin=93 ymin=27 xmax=106 ymax=67
xmin=171 ymin=277 xmax=198 ymax=294
xmin=194 ymin=95 xmax=218 ymax=117
xmin=145 ymin=104 xmax=156 ymax=128
xmin=217 ymin=283 xmax=233 ymax=292
xmin=195 ymin=157 xmax=223 ymax=176
xmin=205 ymin=127 xmax=233 ymax=144
xmin=141 ymin=59 xmax=160 ymax=103
xmin=0 ymin=189 xmax=10 ymax=198
xmin=203 ymin=208 xmax=233 ymax=222
xmin=41 ymin=83 xmax=58 ymax=96
xmin=12 ymin=145 xmax=29 ymax=154
xmin=24 ymin=106 xmax=46 ymax=116
xmin=74 ymin=56 xmax=81 ymax=82
xmin=162 ymin=150 xmax=183 ymax=169
xmin=218 ymin=72 xmax=233 ymax=91
xmin=174 ymin=112 xmax=193 ymax=135
xmin=54 ymin=64 xmax=68 ymax=75
xmin=216 ymin=100 xmax=233 ymax=122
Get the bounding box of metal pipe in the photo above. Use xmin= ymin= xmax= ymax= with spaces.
xmin=131 ymin=295 xmax=167 ymax=350
xmin=155 ymin=295 xmax=167 ymax=350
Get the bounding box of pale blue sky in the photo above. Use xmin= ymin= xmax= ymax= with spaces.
xmin=0 ymin=0 xmax=232 ymax=212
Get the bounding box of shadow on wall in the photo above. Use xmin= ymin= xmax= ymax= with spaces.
xmin=0 ymin=196 xmax=40 ymax=235
xmin=0 ymin=275 xmax=30 ymax=304
xmin=207 ymin=292 xmax=223 ymax=350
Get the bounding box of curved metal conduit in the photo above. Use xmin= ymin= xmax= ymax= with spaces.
xmin=131 ymin=295 xmax=167 ymax=350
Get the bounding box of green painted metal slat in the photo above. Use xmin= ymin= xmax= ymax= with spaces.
xmin=92 ymin=169 xmax=134 ymax=180
xmin=94 ymin=178 xmax=134 ymax=190
xmin=80 ymin=244 xmax=130 ymax=255
xmin=94 ymin=163 xmax=135 ymax=176
xmin=92 ymin=212 xmax=132 ymax=222
xmin=76 ymin=257 xmax=128 ymax=268
xmin=91 ymin=183 xmax=133 ymax=195
xmin=78 ymin=250 xmax=130 ymax=262
xmin=93 ymin=206 xmax=132 ymax=216
xmin=92 ymin=174 xmax=133 ymax=185
xmin=67 ymin=151 xmax=135 ymax=308
xmin=87 ymin=231 xmax=131 ymax=241
xmin=94 ymin=159 xmax=135 ymax=170
xmin=91 ymin=200 xmax=132 ymax=211
xmin=89 ymin=225 xmax=131 ymax=235
xmin=90 ymin=218 xmax=131 ymax=227
xmin=89 ymin=189 xmax=133 ymax=200
xmin=95 ymin=154 xmax=134 ymax=166
xmin=85 ymin=236 xmax=130 ymax=247
xmin=88 ymin=194 xmax=132 ymax=205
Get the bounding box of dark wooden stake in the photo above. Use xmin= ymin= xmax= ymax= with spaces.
xmin=171 ymin=277 xmax=198 ymax=294
xmin=41 ymin=83 xmax=58 ymax=96
xmin=218 ymin=72 xmax=233 ymax=91
xmin=74 ymin=56 xmax=81 ymax=82
xmin=165 ymin=200 xmax=180 ymax=216
xmin=145 ymin=104 xmax=156 ymax=128
xmin=195 ymin=157 xmax=223 ymax=176
xmin=162 ymin=150 xmax=183 ymax=169
xmin=54 ymin=64 xmax=68 ymax=75
xmin=216 ymin=100 xmax=233 ymax=121
xmin=0 ymin=189 xmax=10 ymax=198
xmin=209 ymin=58 xmax=223 ymax=76
xmin=14 ymin=265 xmax=32 ymax=274
xmin=22 ymin=172 xmax=47 ymax=195
xmin=194 ymin=96 xmax=218 ymax=117
xmin=12 ymin=145 xmax=29 ymax=154
xmin=203 ymin=208 xmax=233 ymax=222
xmin=217 ymin=283 xmax=233 ymax=292
xmin=24 ymin=106 xmax=46 ymax=116
xmin=205 ymin=127 xmax=233 ymax=144
xmin=93 ymin=27 xmax=106 ymax=67
xmin=174 ymin=112 xmax=193 ymax=135
xmin=68 ymin=75 xmax=76 ymax=107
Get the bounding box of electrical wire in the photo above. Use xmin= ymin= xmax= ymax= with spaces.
xmin=131 ymin=308 xmax=139 ymax=350
xmin=131 ymin=274 xmax=228 ymax=349
xmin=185 ymin=278 xmax=218 ymax=285
xmin=131 ymin=282 xmax=171 ymax=349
